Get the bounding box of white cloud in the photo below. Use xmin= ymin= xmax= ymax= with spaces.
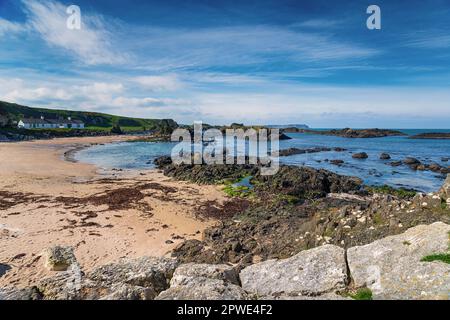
xmin=133 ymin=75 xmax=183 ymax=91
xmin=292 ymin=19 xmax=343 ymax=29
xmin=406 ymin=33 xmax=450 ymax=49
xmin=0 ymin=18 xmax=27 ymax=37
xmin=21 ymin=0 xmax=126 ymax=65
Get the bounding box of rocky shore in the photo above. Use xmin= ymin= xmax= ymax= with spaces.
xmin=2 ymin=220 xmax=449 ymax=300
xmin=153 ymin=158 xmax=450 ymax=272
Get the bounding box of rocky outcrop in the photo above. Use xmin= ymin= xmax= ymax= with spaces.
xmin=156 ymin=160 xmax=362 ymax=198
xmin=399 ymin=158 xmax=450 ymax=174
xmin=279 ymin=147 xmax=346 ymax=157
xmin=156 ymin=264 xmax=247 ymax=300
xmin=347 ymin=222 xmax=450 ymax=300
xmin=239 ymin=245 xmax=347 ymax=299
xmin=380 ymin=153 xmax=391 ymax=160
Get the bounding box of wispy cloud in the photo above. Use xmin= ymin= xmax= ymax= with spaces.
xmin=291 ymin=19 xmax=343 ymax=29
xmin=0 ymin=17 xmax=27 ymax=37
xmin=406 ymin=33 xmax=450 ymax=49
xmin=130 ymin=25 xmax=380 ymax=72
xmin=21 ymin=0 xmax=126 ymax=65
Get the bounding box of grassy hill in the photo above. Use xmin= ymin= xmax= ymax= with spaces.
xmin=0 ymin=100 xmax=178 ymax=133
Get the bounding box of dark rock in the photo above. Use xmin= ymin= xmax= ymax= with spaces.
xmin=330 ymin=160 xmax=344 ymax=166
xmin=0 ymin=263 xmax=11 ymax=278
xmin=409 ymin=133 xmax=450 ymax=140
xmin=380 ymin=153 xmax=391 ymax=160
xmin=279 ymin=147 xmax=348 ymax=157
xmin=389 ymin=161 xmax=403 ymax=167
xmin=278 ymin=133 xmax=292 ymax=140
xmin=352 ymin=152 xmax=368 ymax=159
xmin=428 ymin=163 xmax=442 ymax=173
xmin=403 ymin=157 xmax=421 ymax=165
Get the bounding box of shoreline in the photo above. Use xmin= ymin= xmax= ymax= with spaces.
xmin=0 ymin=136 xmax=226 ymax=288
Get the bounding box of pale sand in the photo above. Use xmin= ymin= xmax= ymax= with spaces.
xmin=0 ymin=136 xmax=225 ymax=288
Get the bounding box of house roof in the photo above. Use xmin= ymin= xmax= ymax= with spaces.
xmin=21 ymin=118 xmax=84 ymax=125
xmin=20 ymin=118 xmax=48 ymax=124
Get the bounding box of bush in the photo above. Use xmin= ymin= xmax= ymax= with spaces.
xmin=110 ymin=124 xmax=123 ymax=134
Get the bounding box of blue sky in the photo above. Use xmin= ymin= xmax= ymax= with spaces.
xmin=0 ymin=0 xmax=450 ymax=127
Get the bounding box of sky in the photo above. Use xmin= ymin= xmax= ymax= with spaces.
xmin=0 ymin=0 xmax=450 ymax=128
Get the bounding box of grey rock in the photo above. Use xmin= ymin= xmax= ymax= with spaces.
xmin=42 ymin=246 xmax=77 ymax=271
xmin=169 ymin=263 xmax=240 ymax=286
xmin=239 ymin=245 xmax=347 ymax=298
xmin=258 ymin=293 xmax=351 ymax=300
xmin=82 ymin=256 xmax=178 ymax=300
xmin=347 ymin=222 xmax=450 ymax=300
xmin=156 ymin=263 xmax=246 ymax=300
xmin=37 ymin=264 xmax=83 ymax=300
xmin=0 ymin=287 xmax=42 ymax=300
xmin=36 ymin=256 xmax=178 ymax=300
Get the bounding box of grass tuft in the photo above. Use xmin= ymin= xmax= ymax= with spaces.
xmin=348 ymin=288 xmax=373 ymax=300
xmin=421 ymin=253 xmax=450 ymax=264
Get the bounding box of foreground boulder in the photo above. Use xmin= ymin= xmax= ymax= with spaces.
xmin=347 ymin=222 xmax=450 ymax=300
xmin=156 ymin=263 xmax=247 ymax=300
xmin=35 ymin=256 xmax=178 ymax=300
xmin=82 ymin=257 xmax=178 ymax=300
xmin=239 ymin=245 xmax=347 ymax=299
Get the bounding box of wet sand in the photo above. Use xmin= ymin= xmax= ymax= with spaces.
xmin=0 ymin=136 xmax=226 ymax=288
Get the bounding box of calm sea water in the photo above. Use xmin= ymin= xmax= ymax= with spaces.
xmin=75 ymin=129 xmax=450 ymax=192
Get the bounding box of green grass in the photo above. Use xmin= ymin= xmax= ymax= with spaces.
xmin=440 ymin=198 xmax=448 ymax=210
xmin=372 ymin=212 xmax=384 ymax=225
xmin=421 ymin=254 xmax=450 ymax=264
xmin=348 ymin=288 xmax=373 ymax=300
xmin=421 ymin=232 xmax=450 ymax=264
xmin=366 ymin=185 xmax=417 ymax=199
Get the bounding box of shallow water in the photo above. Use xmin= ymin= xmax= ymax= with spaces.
xmin=75 ymin=129 xmax=450 ymax=192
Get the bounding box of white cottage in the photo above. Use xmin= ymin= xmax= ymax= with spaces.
xmin=18 ymin=116 xmax=85 ymax=129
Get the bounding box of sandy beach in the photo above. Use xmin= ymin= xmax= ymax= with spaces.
xmin=0 ymin=136 xmax=226 ymax=288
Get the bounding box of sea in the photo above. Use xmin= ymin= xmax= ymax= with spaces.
xmin=75 ymin=129 xmax=450 ymax=193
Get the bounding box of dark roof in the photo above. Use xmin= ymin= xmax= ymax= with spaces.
xmin=21 ymin=118 xmax=84 ymax=125
xmin=21 ymin=118 xmax=48 ymax=124
xmin=46 ymin=119 xmax=84 ymax=124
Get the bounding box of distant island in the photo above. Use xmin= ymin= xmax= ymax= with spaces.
xmin=296 ymin=128 xmax=407 ymax=138
xmin=266 ymin=124 xmax=309 ymax=129
xmin=409 ymin=132 xmax=450 ymax=140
